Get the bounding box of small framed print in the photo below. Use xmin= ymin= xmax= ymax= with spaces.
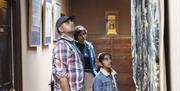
xmin=105 ymin=11 xmax=118 ymax=35
xmin=52 ymin=0 xmax=61 ymax=41
xmin=29 ymin=0 xmax=42 ymax=47
xmin=43 ymin=0 xmax=53 ymax=45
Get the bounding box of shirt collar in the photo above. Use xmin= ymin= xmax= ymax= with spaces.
xmin=59 ymin=34 xmax=74 ymax=43
xmin=100 ymin=68 xmax=117 ymax=77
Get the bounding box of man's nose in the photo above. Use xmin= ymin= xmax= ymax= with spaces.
xmin=70 ymin=21 xmax=75 ymax=26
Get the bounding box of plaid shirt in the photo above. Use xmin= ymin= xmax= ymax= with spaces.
xmin=52 ymin=35 xmax=84 ymax=91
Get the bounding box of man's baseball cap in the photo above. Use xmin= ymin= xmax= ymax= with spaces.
xmin=56 ymin=16 xmax=75 ymax=33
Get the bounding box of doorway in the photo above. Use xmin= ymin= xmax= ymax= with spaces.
xmin=0 ymin=0 xmax=22 ymax=91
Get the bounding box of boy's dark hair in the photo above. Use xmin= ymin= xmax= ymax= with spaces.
xmin=74 ymin=25 xmax=87 ymax=41
xmin=98 ymin=52 xmax=112 ymax=63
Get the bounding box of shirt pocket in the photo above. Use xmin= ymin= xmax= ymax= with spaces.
xmin=102 ymin=80 xmax=112 ymax=91
xmin=68 ymin=50 xmax=76 ymax=64
xmin=102 ymin=80 xmax=112 ymax=86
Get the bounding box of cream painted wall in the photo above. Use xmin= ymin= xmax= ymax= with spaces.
xmin=19 ymin=0 xmax=180 ymax=91
xmin=20 ymin=0 xmax=70 ymax=90
xmin=168 ymin=0 xmax=180 ymax=90
xmin=20 ymin=0 xmax=53 ymax=91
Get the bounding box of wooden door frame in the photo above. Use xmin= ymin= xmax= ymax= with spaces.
xmin=164 ymin=0 xmax=170 ymax=90
xmin=12 ymin=0 xmax=22 ymax=91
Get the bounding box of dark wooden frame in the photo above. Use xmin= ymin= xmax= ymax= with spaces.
xmin=28 ymin=0 xmax=42 ymax=47
xmin=42 ymin=0 xmax=53 ymax=46
xmin=164 ymin=0 xmax=170 ymax=90
xmin=12 ymin=0 xmax=22 ymax=91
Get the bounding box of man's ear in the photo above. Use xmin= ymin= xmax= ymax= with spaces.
xmin=59 ymin=26 xmax=63 ymax=33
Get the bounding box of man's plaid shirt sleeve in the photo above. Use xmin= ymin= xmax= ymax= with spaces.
xmin=53 ymin=42 xmax=69 ymax=79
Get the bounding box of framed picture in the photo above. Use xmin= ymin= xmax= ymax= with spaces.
xmin=105 ymin=11 xmax=118 ymax=35
xmin=29 ymin=0 xmax=42 ymax=47
xmin=43 ymin=0 xmax=53 ymax=45
xmin=52 ymin=0 xmax=61 ymax=41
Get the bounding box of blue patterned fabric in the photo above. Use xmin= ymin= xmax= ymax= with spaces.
xmin=76 ymin=41 xmax=98 ymax=76
xmin=131 ymin=0 xmax=161 ymax=91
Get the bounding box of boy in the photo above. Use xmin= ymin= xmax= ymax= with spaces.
xmin=93 ymin=52 xmax=120 ymax=91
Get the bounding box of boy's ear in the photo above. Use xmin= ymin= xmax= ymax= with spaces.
xmin=96 ymin=59 xmax=103 ymax=68
xmin=98 ymin=62 xmax=103 ymax=67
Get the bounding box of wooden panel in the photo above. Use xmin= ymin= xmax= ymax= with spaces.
xmin=118 ymin=73 xmax=134 ymax=85
xmin=0 ymin=0 xmax=12 ymax=89
xmin=112 ymin=58 xmax=132 ymax=73
xmin=112 ymin=36 xmax=131 ymax=44
xmin=13 ymin=0 xmax=23 ymax=90
xmin=0 ymin=33 xmax=12 ymax=87
xmin=112 ymin=47 xmax=131 ymax=55
xmin=91 ymin=38 xmax=111 ymax=45
xmin=88 ymin=35 xmax=135 ymax=90
xmin=116 ymin=73 xmax=136 ymax=91
xmin=120 ymin=85 xmax=136 ymax=91
xmin=70 ymin=0 xmax=131 ymax=35
xmin=114 ymin=43 xmax=131 ymax=48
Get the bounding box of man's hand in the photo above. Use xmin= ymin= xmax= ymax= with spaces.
xmin=59 ymin=77 xmax=70 ymax=91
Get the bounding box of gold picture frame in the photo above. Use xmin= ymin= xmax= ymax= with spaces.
xmin=105 ymin=11 xmax=118 ymax=35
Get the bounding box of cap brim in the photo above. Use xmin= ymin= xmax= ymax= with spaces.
xmin=61 ymin=16 xmax=75 ymax=25
xmin=66 ymin=16 xmax=75 ymax=21
xmin=56 ymin=16 xmax=75 ymax=32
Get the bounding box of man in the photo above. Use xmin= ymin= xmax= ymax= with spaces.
xmin=52 ymin=16 xmax=84 ymax=91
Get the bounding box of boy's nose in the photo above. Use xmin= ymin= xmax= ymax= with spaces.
xmin=82 ymin=35 xmax=86 ymax=39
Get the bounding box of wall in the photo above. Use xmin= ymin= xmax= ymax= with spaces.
xmin=70 ymin=0 xmax=135 ymax=91
xmin=168 ymin=0 xmax=180 ymax=90
xmin=88 ymin=35 xmax=135 ymax=91
xmin=19 ymin=0 xmax=180 ymax=91
xmin=61 ymin=0 xmax=70 ymax=15
xmin=20 ymin=0 xmax=52 ymax=91
xmin=70 ymin=0 xmax=131 ymax=35
xmin=20 ymin=0 xmax=69 ymax=91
